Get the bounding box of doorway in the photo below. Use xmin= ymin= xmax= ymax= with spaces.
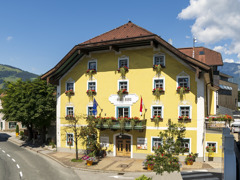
xmin=116 ymin=135 xmax=131 ymax=157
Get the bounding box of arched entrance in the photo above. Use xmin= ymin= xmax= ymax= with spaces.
xmin=116 ymin=134 xmax=131 ymax=157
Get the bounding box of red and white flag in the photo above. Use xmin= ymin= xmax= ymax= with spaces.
xmin=140 ymin=96 xmax=143 ymax=116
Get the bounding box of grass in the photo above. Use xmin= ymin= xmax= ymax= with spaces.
xmin=71 ymin=159 xmax=83 ymax=163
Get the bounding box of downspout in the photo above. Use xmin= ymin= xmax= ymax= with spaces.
xmin=204 ymin=82 xmax=211 ymax=162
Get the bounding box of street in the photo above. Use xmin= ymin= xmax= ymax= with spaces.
xmin=0 ymin=133 xmax=79 ymax=180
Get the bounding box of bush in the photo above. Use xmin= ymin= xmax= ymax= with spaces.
xmin=135 ymin=175 xmax=152 ymax=180
xmin=16 ymin=125 xmax=19 ymax=133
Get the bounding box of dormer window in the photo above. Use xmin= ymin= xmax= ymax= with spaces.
xmin=118 ymin=57 xmax=129 ymax=68
xmin=178 ymin=77 xmax=189 ymax=88
xmin=88 ymin=60 xmax=97 ymax=70
xmin=66 ymin=82 xmax=74 ymax=91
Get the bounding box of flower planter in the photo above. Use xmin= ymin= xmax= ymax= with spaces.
xmin=152 ymin=88 xmax=164 ymax=96
xmin=16 ymin=133 xmax=19 ymax=137
xmin=87 ymin=160 xmax=93 ymax=166
xmin=147 ymin=164 xmax=154 ymax=170
xmin=186 ymin=161 xmax=193 ymax=165
xmin=176 ymin=87 xmax=190 ymax=94
xmin=208 ymin=152 xmax=214 ymax=157
xmin=86 ymin=90 xmax=97 ymax=97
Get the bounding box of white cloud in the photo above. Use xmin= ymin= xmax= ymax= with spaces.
xmin=185 ymin=35 xmax=191 ymax=39
xmin=223 ymin=58 xmax=235 ymax=63
xmin=178 ymin=0 xmax=240 ymax=60
xmin=6 ymin=36 xmax=13 ymax=41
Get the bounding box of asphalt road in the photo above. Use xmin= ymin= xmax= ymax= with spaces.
xmin=0 ymin=133 xmax=80 ymax=180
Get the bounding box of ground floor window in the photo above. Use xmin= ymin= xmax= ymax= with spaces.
xmin=206 ymin=142 xmax=216 ymax=152
xmin=9 ymin=122 xmax=17 ymax=129
xmin=182 ymin=138 xmax=190 ymax=153
xmin=66 ymin=133 xmax=74 ymax=147
xmin=152 ymin=137 xmax=162 ymax=152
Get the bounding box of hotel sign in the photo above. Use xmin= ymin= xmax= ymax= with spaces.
xmin=109 ymin=94 xmax=139 ymax=106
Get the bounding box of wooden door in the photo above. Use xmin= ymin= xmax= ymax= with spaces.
xmin=116 ymin=135 xmax=131 ymax=157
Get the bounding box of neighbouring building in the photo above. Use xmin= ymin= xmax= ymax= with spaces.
xmin=41 ymin=22 xmax=223 ymax=161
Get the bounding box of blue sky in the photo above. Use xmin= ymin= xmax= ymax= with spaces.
xmin=0 ymin=0 xmax=239 ymax=75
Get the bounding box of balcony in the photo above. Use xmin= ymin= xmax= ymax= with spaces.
xmin=96 ymin=120 xmax=147 ymax=130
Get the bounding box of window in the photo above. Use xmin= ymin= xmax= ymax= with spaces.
xmin=88 ymin=60 xmax=97 ymax=70
xmin=66 ymin=133 xmax=74 ymax=147
xmin=152 ymin=106 xmax=162 ymax=117
xmin=182 ymin=139 xmax=190 ymax=153
xmin=119 ymin=81 xmax=128 ymax=91
xmin=177 ymin=77 xmax=189 ymax=88
xmin=152 ymin=137 xmax=162 ymax=151
xmin=154 ymin=79 xmax=164 ymax=89
xmin=66 ymin=82 xmax=74 ymax=91
xmin=118 ymin=57 xmax=129 ymax=68
xmin=117 ymin=107 xmax=129 ymax=118
xmin=153 ymin=55 xmax=165 ymax=67
xmin=66 ymin=107 xmax=74 ymax=116
xmin=9 ymin=122 xmax=17 ymax=129
xmin=179 ymin=106 xmax=190 ymax=117
xmin=88 ymin=106 xmax=93 ymax=116
xmin=88 ymin=82 xmax=96 ymax=91
xmin=206 ymin=142 xmax=217 ymax=152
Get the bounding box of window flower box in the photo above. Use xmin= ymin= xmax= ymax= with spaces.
xmin=178 ymin=116 xmax=191 ymax=122
xmin=86 ymin=69 xmax=97 ymax=77
xmin=117 ymin=89 xmax=128 ymax=97
xmin=67 ymin=140 xmax=73 ymax=146
xmin=206 ymin=114 xmax=232 ymax=122
xmin=65 ymin=89 xmax=74 ymax=96
xmin=176 ymin=86 xmax=190 ymax=94
xmin=184 ymin=147 xmax=189 ymax=153
xmin=152 ymin=88 xmax=164 ymax=96
xmin=65 ymin=115 xmax=75 ymax=120
xmin=117 ymin=66 xmax=129 ymax=77
xmin=86 ymin=89 xmax=97 ymax=97
xmin=206 ymin=146 xmax=216 ymax=153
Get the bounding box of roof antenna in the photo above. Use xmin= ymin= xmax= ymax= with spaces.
xmin=193 ymin=37 xmax=197 ymax=58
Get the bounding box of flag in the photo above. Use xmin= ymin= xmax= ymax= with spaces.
xmin=140 ymin=96 xmax=143 ymax=116
xmin=93 ymin=98 xmax=98 ymax=115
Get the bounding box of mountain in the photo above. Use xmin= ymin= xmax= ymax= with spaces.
xmin=218 ymin=62 xmax=240 ymax=89
xmin=0 ymin=64 xmax=39 ymax=89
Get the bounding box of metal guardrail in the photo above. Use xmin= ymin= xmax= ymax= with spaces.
xmin=96 ymin=120 xmax=147 ymax=130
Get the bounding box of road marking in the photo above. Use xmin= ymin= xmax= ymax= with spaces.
xmin=19 ymin=171 xmax=23 ymax=178
xmin=17 ymin=164 xmax=20 ymax=169
xmin=7 ymin=154 xmax=10 ymax=157
xmin=182 ymin=173 xmax=213 ymax=178
xmin=109 ymin=175 xmax=134 ymax=179
xmin=194 ymin=169 xmax=208 ymax=172
xmin=2 ymin=150 xmax=5 ymax=153
xmin=12 ymin=158 xmax=16 ymax=162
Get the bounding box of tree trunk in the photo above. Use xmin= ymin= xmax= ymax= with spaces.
xmin=27 ymin=125 xmax=33 ymax=142
xmin=41 ymin=126 xmax=47 ymax=144
xmin=75 ymin=136 xmax=78 ymax=160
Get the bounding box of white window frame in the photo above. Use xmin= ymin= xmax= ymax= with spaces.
xmin=153 ymin=54 xmax=165 ymax=67
xmin=87 ymin=105 xmax=94 ymax=116
xmin=9 ymin=122 xmax=17 ymax=129
xmin=176 ymin=75 xmax=190 ymax=89
xmin=178 ymin=105 xmax=192 ymax=119
xmin=151 ymin=136 xmax=163 ymax=153
xmin=66 ymin=106 xmax=74 ymax=116
xmin=118 ymin=79 xmax=129 ymax=91
xmin=182 ymin=138 xmax=191 ymax=154
xmin=206 ymin=141 xmax=218 ymax=153
xmin=152 ymin=77 xmax=165 ymax=90
xmin=87 ymin=80 xmax=97 ymax=92
xmin=65 ymin=79 xmax=75 ymax=92
xmin=151 ymin=105 xmax=164 ymax=119
xmin=118 ymin=56 xmax=129 ymax=69
xmin=115 ymin=106 xmax=131 ymax=118
xmin=66 ymin=133 xmax=74 ymax=147
xmin=87 ymin=59 xmax=97 ymax=71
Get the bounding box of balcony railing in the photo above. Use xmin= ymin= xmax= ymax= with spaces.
xmin=96 ymin=120 xmax=147 ymax=130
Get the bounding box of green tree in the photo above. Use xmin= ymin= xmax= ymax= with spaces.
xmin=153 ymin=120 xmax=186 ymax=175
xmin=0 ymin=78 xmax=56 ymax=142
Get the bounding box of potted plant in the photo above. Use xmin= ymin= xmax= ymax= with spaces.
xmin=65 ymin=89 xmax=74 ymax=96
xmin=86 ymin=89 xmax=97 ymax=97
xmin=117 ymin=89 xmax=128 ymax=98
xmin=185 ymin=153 xmax=198 ymax=165
xmin=82 ymin=152 xmax=97 ymax=166
xmin=153 ymin=64 xmax=165 ymax=74
xmin=86 ymin=69 xmax=97 ymax=78
xmin=152 ymin=88 xmax=164 ymax=97
xmin=117 ymin=66 xmax=128 ymax=77
xmin=176 ymin=86 xmax=190 ymax=96
xmin=144 ymin=155 xmax=155 ymax=170
xmin=16 ymin=124 xmax=19 ymax=137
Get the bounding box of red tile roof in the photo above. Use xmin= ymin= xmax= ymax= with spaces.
xmin=81 ymin=21 xmax=155 ymax=45
xmin=178 ymin=47 xmax=223 ymax=66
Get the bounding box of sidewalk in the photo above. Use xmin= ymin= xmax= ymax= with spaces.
xmin=2 ymin=131 xmax=222 ymax=173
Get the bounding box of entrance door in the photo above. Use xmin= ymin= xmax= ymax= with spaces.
xmin=116 ymin=135 xmax=131 ymax=157
xmin=0 ymin=122 xmax=2 ymax=130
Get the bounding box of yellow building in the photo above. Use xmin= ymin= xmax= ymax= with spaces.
xmin=42 ymin=21 xmax=222 ymax=161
